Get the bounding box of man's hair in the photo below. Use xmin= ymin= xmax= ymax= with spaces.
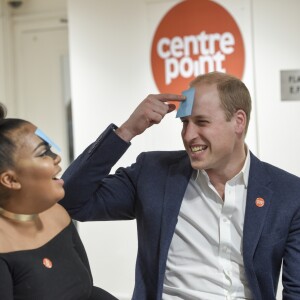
xmin=190 ymin=72 xmax=252 ymax=134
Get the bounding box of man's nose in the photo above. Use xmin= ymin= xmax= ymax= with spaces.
xmin=183 ymin=122 xmax=198 ymax=140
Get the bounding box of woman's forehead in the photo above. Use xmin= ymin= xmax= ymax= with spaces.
xmin=11 ymin=123 xmax=60 ymax=153
xmin=34 ymin=128 xmax=61 ymax=152
xmin=14 ymin=124 xmax=40 ymax=150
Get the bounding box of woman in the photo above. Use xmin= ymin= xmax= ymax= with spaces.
xmin=0 ymin=104 xmax=117 ymax=300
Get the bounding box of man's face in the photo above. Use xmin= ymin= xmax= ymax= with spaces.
xmin=181 ymin=83 xmax=243 ymax=175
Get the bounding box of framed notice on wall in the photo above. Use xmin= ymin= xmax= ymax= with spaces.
xmin=281 ymin=70 xmax=300 ymax=101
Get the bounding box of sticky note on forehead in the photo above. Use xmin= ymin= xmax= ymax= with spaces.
xmin=35 ymin=128 xmax=61 ymax=152
xmin=176 ymin=87 xmax=195 ymax=118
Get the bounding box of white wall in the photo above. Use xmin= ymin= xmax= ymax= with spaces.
xmin=252 ymin=0 xmax=300 ymax=176
xmin=67 ymin=0 xmax=300 ymax=299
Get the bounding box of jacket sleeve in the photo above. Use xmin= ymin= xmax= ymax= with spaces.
xmin=60 ymin=124 xmax=142 ymax=221
xmin=0 ymin=259 xmax=14 ymax=299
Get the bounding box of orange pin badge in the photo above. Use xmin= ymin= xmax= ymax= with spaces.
xmin=43 ymin=258 xmax=53 ymax=269
xmin=255 ymin=197 xmax=265 ymax=208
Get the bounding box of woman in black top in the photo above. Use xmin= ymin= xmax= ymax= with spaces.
xmin=0 ymin=103 xmax=117 ymax=300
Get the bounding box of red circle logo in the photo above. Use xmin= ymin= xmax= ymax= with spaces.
xmin=151 ymin=0 xmax=245 ymax=108
xmin=255 ymin=198 xmax=265 ymax=208
xmin=43 ymin=258 xmax=53 ymax=269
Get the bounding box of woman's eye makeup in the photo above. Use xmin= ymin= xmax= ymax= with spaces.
xmin=35 ymin=128 xmax=61 ymax=153
xmin=39 ymin=144 xmax=57 ymax=159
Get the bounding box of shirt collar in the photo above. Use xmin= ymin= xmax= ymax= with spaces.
xmin=239 ymin=145 xmax=250 ymax=188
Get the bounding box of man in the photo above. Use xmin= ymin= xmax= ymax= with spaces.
xmin=61 ymin=72 xmax=300 ymax=300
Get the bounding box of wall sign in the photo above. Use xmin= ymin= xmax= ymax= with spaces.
xmin=150 ymin=0 xmax=245 ymax=107
xmin=281 ymin=70 xmax=300 ymax=101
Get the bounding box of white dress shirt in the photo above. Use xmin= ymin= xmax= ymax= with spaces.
xmin=163 ymin=150 xmax=253 ymax=299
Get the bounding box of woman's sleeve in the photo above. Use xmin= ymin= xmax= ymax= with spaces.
xmin=71 ymin=223 xmax=118 ymax=299
xmin=89 ymin=286 xmax=118 ymax=300
xmin=70 ymin=222 xmax=93 ymax=278
xmin=0 ymin=258 xmax=14 ymax=299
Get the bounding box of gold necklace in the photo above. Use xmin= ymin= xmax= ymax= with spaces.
xmin=0 ymin=207 xmax=37 ymax=222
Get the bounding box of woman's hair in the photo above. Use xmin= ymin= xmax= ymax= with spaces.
xmin=0 ymin=103 xmax=29 ymax=172
xmin=190 ymin=72 xmax=252 ymax=134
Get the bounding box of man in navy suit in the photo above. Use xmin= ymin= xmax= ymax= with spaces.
xmin=61 ymin=72 xmax=300 ymax=300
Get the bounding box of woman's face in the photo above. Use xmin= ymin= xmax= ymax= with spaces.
xmin=6 ymin=123 xmax=64 ymax=214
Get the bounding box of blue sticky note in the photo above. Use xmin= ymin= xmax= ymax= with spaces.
xmin=35 ymin=128 xmax=61 ymax=152
xmin=176 ymin=87 xmax=195 ymax=118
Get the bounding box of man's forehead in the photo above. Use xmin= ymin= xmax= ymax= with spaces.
xmin=180 ymin=112 xmax=208 ymax=121
xmin=176 ymin=87 xmax=196 ymax=118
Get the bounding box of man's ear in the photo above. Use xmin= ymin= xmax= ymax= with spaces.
xmin=0 ymin=170 xmax=21 ymax=190
xmin=234 ymin=109 xmax=247 ymax=134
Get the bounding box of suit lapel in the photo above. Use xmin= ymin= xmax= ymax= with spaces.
xmin=243 ymin=153 xmax=273 ymax=260
xmin=157 ymin=154 xmax=193 ymax=292
xmin=157 ymin=152 xmax=273 ymax=264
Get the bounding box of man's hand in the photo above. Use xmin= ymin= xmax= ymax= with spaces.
xmin=115 ymin=93 xmax=185 ymax=142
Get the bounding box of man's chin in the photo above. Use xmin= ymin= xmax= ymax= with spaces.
xmin=190 ymin=159 xmax=205 ymax=170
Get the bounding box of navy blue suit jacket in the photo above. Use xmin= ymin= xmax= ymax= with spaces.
xmin=61 ymin=124 xmax=300 ymax=300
